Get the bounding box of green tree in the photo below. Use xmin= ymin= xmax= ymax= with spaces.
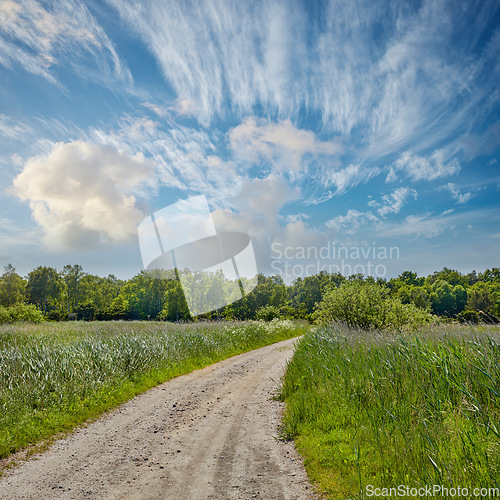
xmin=429 ymin=280 xmax=467 ymax=316
xmin=27 ymin=266 xmax=63 ymax=314
xmin=426 ymin=268 xmax=467 ymax=287
xmin=61 ymin=264 xmax=86 ymax=313
xmin=466 ymin=282 xmax=493 ymax=313
xmin=0 ymin=264 xmax=26 ymax=306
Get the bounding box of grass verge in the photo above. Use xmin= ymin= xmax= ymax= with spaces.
xmin=278 ymin=323 xmax=500 ymax=499
xmin=0 ymin=319 xmax=307 ymax=460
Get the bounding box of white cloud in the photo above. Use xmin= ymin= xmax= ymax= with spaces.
xmin=211 ymin=175 xmax=325 ymax=276
xmin=107 ymin=0 xmax=307 ymax=124
xmin=378 ymin=213 xmax=452 ymax=239
xmin=231 ymin=174 xmax=300 ymax=217
xmin=229 ymin=117 xmax=342 ymax=174
xmin=0 ymin=114 xmax=32 ymax=140
xmin=141 ymin=98 xmax=199 ymax=119
xmin=441 ymin=182 xmax=474 ymax=204
xmin=0 ymin=0 xmax=131 ymax=87
xmin=11 ymin=141 xmax=154 ymax=251
xmin=105 ymin=0 xmax=499 ymax=163
xmin=369 ymin=187 xmax=418 ymax=217
xmin=321 ymin=163 xmax=380 ymax=195
xmin=390 ymin=150 xmax=460 ymax=181
xmin=326 ymin=209 xmax=379 ymax=235
xmin=174 ymin=99 xmax=199 ymax=117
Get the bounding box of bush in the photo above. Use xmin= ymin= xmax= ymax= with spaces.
xmin=0 ymin=303 xmax=45 ymax=324
xmin=457 ymin=310 xmax=480 ymax=324
xmin=255 ymin=305 xmax=281 ymax=321
xmin=457 ymin=309 xmax=499 ymax=324
xmin=313 ymin=281 xmax=431 ymax=331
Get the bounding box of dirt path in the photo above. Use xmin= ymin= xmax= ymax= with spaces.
xmin=0 ymin=337 xmax=316 ymax=500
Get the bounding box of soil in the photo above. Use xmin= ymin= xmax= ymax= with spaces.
xmin=0 ymin=337 xmax=317 ymax=499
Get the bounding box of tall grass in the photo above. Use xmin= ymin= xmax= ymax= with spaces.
xmin=0 ymin=319 xmax=306 ymax=459
xmin=279 ymin=323 xmax=500 ymax=499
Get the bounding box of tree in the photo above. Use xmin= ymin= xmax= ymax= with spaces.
xmin=426 ymin=268 xmax=467 ymax=287
xmin=27 ymin=266 xmax=63 ymax=314
xmin=429 ymin=280 xmax=467 ymax=316
xmin=466 ymin=282 xmax=493 ymax=313
xmin=61 ymin=264 xmax=86 ymax=313
xmin=0 ymin=264 xmax=26 ymax=306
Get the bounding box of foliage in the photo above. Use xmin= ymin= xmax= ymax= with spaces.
xmin=27 ymin=266 xmax=63 ymax=314
xmin=0 ymin=319 xmax=307 ymax=459
xmin=255 ymin=304 xmax=281 ymax=321
xmin=0 ymin=265 xmax=26 ymax=307
xmin=313 ymin=280 xmax=431 ymax=331
xmin=0 ymin=303 xmax=44 ymax=324
xmin=2 ymin=262 xmax=500 ymax=323
xmin=279 ymin=324 xmax=500 ymax=498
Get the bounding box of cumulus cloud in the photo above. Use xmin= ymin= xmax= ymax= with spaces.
xmin=326 ymin=187 xmax=417 ymax=236
xmin=210 ymin=174 xmax=317 ymax=274
xmin=11 ymin=141 xmax=154 ymax=250
xmin=229 ymin=117 xmax=342 ymax=174
xmin=231 ymin=174 xmax=300 ymax=216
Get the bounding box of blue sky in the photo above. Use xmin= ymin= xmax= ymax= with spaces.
xmin=0 ymin=0 xmax=499 ymax=281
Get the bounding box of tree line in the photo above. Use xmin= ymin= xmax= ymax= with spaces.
xmin=0 ymin=263 xmax=499 ymax=323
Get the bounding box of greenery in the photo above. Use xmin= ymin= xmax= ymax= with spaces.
xmin=255 ymin=304 xmax=281 ymax=321
xmin=279 ymin=324 xmax=500 ymax=499
xmin=313 ymin=280 xmax=432 ymax=331
xmin=0 ymin=319 xmax=307 ymax=459
xmin=1 ymin=264 xmax=499 ymax=324
xmin=0 ymin=303 xmax=44 ymax=324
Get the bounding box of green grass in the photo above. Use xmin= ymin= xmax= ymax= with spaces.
xmin=0 ymin=319 xmax=307 ymax=460
xmin=279 ymin=323 xmax=500 ymax=499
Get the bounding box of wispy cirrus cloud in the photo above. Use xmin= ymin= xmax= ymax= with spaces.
xmin=107 ymin=0 xmax=499 ymax=160
xmin=325 ymin=209 xmax=379 ymax=235
xmin=368 ymin=187 xmax=418 ymax=217
xmin=0 ymin=0 xmax=131 ymax=88
xmin=0 ymin=114 xmax=32 ymax=140
xmin=441 ymin=183 xmax=474 ymax=204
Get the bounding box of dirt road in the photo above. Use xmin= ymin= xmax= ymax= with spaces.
xmin=0 ymin=337 xmax=316 ymax=500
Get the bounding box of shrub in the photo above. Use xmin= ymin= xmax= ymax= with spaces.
xmin=457 ymin=310 xmax=480 ymax=324
xmin=255 ymin=304 xmax=281 ymax=321
xmin=313 ymin=280 xmax=431 ymax=331
xmin=0 ymin=303 xmax=45 ymax=324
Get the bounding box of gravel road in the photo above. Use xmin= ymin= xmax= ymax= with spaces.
xmin=0 ymin=337 xmax=316 ymax=500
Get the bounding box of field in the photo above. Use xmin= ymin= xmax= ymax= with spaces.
xmin=279 ymin=323 xmax=500 ymax=499
xmin=0 ymin=319 xmax=307 ymax=460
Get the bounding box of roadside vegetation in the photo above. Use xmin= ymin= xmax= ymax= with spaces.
xmin=279 ymin=322 xmax=500 ymax=498
xmin=0 ymin=319 xmax=307 ymax=460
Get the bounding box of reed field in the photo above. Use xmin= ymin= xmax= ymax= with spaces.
xmin=279 ymin=323 xmax=500 ymax=499
xmin=0 ymin=319 xmax=307 ymax=460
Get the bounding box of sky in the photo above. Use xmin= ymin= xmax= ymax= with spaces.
xmin=0 ymin=0 xmax=499 ymax=282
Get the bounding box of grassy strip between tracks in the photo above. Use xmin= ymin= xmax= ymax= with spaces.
xmin=0 ymin=319 xmax=307 ymax=461
xmin=279 ymin=323 xmax=500 ymax=499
